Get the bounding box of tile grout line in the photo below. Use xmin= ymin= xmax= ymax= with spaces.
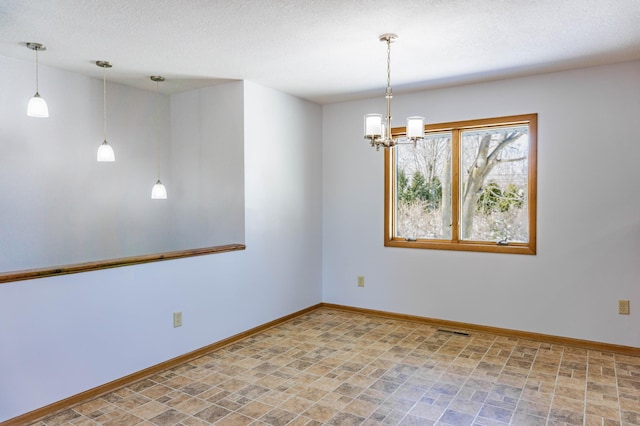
xmin=510 ymin=339 xmax=545 ymax=425
xmin=613 ymin=353 xmax=624 ymax=426
xmin=544 ymin=345 xmax=564 ymax=426
xmin=405 ymin=329 xmax=478 ymax=425
xmin=372 ymin=322 xmax=442 ymax=424
xmin=584 ymin=350 xmax=590 ymax=426
xmin=388 ymin=327 xmax=423 ymax=424
xmin=467 ymin=334 xmax=515 ymax=426
xmin=447 ymin=332 xmax=499 ymax=426
xmin=331 ymin=314 xmax=391 ymax=424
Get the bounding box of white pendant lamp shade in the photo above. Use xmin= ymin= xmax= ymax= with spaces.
xmin=96 ymin=61 xmax=115 ymax=162
xmin=26 ymin=43 xmax=48 ymax=118
xmin=151 ymin=179 xmax=167 ymax=199
xmin=27 ymin=93 xmax=49 ymax=118
xmin=97 ymin=140 xmax=115 ymax=162
xmin=150 ymin=76 xmax=167 ymax=199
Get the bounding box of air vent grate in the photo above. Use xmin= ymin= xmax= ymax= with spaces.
xmin=437 ymin=328 xmax=470 ymax=336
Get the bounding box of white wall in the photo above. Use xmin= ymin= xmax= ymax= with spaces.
xmin=0 ymin=75 xmax=323 ymax=421
xmin=0 ymin=56 xmax=248 ymax=272
xmin=322 ymin=60 xmax=640 ymax=348
xmin=170 ymin=83 xmax=245 ymax=247
xmin=0 ymin=56 xmax=173 ymax=270
xmin=242 ymin=80 xmax=323 ymax=316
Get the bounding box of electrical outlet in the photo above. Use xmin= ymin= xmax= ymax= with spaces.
xmin=618 ymin=300 xmax=630 ymax=315
xmin=173 ymin=311 xmax=183 ymax=327
xmin=357 ymin=276 xmax=365 ymax=287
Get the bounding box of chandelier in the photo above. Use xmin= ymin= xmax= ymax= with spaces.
xmin=364 ymin=34 xmax=424 ymax=150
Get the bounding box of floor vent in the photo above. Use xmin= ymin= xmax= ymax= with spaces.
xmin=437 ymin=328 xmax=470 ymax=336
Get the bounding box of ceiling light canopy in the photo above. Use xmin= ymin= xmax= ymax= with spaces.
xmin=364 ymin=34 xmax=424 ymax=150
xmin=26 ymin=42 xmax=49 ymax=118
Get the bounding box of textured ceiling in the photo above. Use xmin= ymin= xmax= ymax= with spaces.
xmin=1 ymin=0 xmax=640 ymax=104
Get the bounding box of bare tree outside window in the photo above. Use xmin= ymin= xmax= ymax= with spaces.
xmin=460 ymin=126 xmax=529 ymax=242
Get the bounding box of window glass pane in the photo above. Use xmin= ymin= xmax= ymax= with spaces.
xmin=460 ymin=125 xmax=529 ymax=242
xmin=395 ymin=133 xmax=452 ymax=239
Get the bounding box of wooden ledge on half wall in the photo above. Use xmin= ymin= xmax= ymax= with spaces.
xmin=0 ymin=243 xmax=246 ymax=284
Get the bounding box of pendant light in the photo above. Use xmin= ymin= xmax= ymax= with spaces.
xmin=96 ymin=61 xmax=115 ymax=162
xmin=150 ymin=76 xmax=167 ymax=199
xmin=26 ymin=42 xmax=49 ymax=118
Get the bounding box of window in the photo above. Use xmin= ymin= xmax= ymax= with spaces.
xmin=384 ymin=114 xmax=537 ymax=254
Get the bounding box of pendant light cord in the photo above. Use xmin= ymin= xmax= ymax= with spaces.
xmin=35 ymin=47 xmax=40 ymax=93
xmin=103 ymin=66 xmax=107 ymax=141
xmin=156 ymin=80 xmax=161 ymax=181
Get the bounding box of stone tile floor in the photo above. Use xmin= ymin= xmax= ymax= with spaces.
xmin=29 ymin=308 xmax=640 ymax=425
